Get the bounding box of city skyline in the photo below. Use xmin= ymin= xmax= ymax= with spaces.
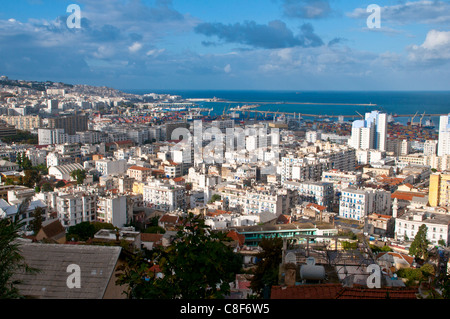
xmin=0 ymin=0 xmax=450 ymax=91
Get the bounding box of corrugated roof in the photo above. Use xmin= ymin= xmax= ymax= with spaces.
xmin=13 ymin=242 xmax=122 ymax=299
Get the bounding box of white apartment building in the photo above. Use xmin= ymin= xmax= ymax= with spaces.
xmin=38 ymin=128 xmax=67 ymax=145
xmin=46 ymin=152 xmax=75 ymax=168
xmin=322 ymin=169 xmax=362 ymax=191
xmin=187 ymin=167 xmax=221 ymax=191
xmin=25 ymin=148 xmax=48 ymax=167
xmin=280 ymin=155 xmax=330 ymax=182
xmin=56 ymin=192 xmax=97 ymax=229
xmin=339 ymin=187 xmax=391 ymax=222
xmin=76 ymin=130 xmax=102 ymax=144
xmin=424 ymin=140 xmax=438 ymax=156
xmin=95 ymin=158 xmax=127 ymax=177
xmin=395 ymin=210 xmax=450 ymax=245
xmin=220 ymin=185 xmax=283 ymax=217
xmin=306 ymin=131 xmax=321 ymax=143
xmin=97 ymin=195 xmax=128 ymax=227
xmin=349 ymin=111 xmax=387 ymax=151
xmin=282 ymin=180 xmax=334 ymax=210
xmin=212 ymin=119 xmax=234 ymax=133
xmin=438 ymin=114 xmax=450 ymax=156
xmin=397 ymin=153 xmax=450 ymax=172
xmin=143 ymin=180 xmax=185 ymax=211
xmin=355 ymin=149 xmax=386 ymax=165
xmin=55 ymin=143 xmax=81 ymax=158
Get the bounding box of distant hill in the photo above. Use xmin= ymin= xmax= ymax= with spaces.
xmin=0 ymin=76 xmax=136 ymax=99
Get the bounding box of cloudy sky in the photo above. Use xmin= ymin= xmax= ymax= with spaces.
xmin=1 ymin=0 xmax=449 ymax=91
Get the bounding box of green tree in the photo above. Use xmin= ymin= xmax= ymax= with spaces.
xmin=16 ymin=152 xmax=22 ymax=168
xmin=21 ymin=154 xmax=32 ymax=170
xmin=21 ymin=170 xmax=41 ymax=188
xmin=16 ymin=153 xmax=32 ymax=170
xmin=67 ymin=221 xmax=96 ymax=241
xmin=116 ymin=213 xmax=242 ymax=299
xmin=91 ymin=221 xmax=117 ymax=234
xmin=70 ymin=169 xmax=87 ymax=185
xmin=435 ymin=273 xmax=450 ymax=298
xmin=208 ymin=194 xmax=221 ymax=204
xmin=55 ymin=180 xmax=66 ymax=188
xmin=409 ymin=224 xmax=430 ymax=261
xmin=250 ymin=237 xmax=283 ymax=298
xmin=29 ymin=206 xmax=44 ymax=235
xmin=41 ymin=183 xmax=54 ymax=192
xmin=0 ymin=198 xmax=39 ymax=298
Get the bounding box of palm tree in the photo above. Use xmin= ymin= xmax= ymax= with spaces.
xmin=0 ymin=197 xmax=39 ymax=299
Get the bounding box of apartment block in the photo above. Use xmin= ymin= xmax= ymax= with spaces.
xmin=56 ymin=192 xmax=97 ymax=229
xmin=339 ymin=187 xmax=391 ymax=222
xmin=282 ymin=180 xmax=334 ymax=210
xmin=429 ymin=173 xmax=450 ymax=207
xmin=97 ymin=195 xmax=128 ymax=227
xmin=143 ymin=180 xmax=185 ymax=211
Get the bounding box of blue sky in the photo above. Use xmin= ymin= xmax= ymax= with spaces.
xmin=1 ymin=0 xmax=449 ymax=91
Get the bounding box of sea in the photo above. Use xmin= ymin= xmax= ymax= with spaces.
xmin=123 ymin=90 xmax=450 ymax=128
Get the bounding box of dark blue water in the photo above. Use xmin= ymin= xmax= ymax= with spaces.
xmin=124 ymin=90 xmax=450 ymax=125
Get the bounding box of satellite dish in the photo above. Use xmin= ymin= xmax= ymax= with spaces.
xmin=285 ymin=252 xmax=296 ymax=264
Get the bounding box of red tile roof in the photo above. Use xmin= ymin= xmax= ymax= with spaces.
xmin=307 ymin=203 xmax=327 ymax=211
xmin=376 ymin=252 xmax=414 ymax=266
xmin=227 ymin=230 xmax=245 ymax=246
xmin=271 ymin=284 xmax=343 ymax=299
xmin=271 ymin=284 xmax=418 ymax=299
xmin=207 ymin=210 xmax=231 ymax=217
xmin=391 ymin=191 xmax=426 ymax=201
xmin=159 ymin=214 xmax=180 ymax=224
xmin=335 ymin=286 xmax=418 ymax=299
xmin=277 ymin=214 xmax=291 ymax=224
xmin=141 ymin=233 xmax=164 ymax=243
xmin=128 ymin=166 xmax=152 ymax=171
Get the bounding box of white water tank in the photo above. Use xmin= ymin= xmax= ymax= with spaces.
xmin=300 ymin=257 xmax=326 ymax=281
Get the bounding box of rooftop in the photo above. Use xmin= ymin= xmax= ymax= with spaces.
xmin=12 ymin=242 xmax=123 ymax=299
xmin=271 ymin=284 xmax=418 ymax=299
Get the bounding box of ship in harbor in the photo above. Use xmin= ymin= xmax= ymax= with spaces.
xmin=423 ymin=117 xmax=435 ymax=129
xmin=229 ymin=104 xmax=260 ymax=111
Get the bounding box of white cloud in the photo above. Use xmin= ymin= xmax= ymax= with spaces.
xmin=408 ymin=29 xmax=450 ymax=62
xmin=146 ymin=48 xmax=166 ymax=56
xmin=421 ymin=29 xmax=450 ymax=49
xmin=348 ymin=1 xmax=450 ymax=25
xmin=128 ymin=42 xmax=143 ymax=53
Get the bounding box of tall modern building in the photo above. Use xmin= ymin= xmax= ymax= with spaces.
xmin=47 ymin=113 xmax=88 ymax=135
xmin=438 ymin=114 xmax=450 ymax=156
xmin=349 ymin=111 xmax=387 ymax=151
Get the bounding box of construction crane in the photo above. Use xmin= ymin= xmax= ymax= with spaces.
xmin=419 ymin=111 xmax=426 ymax=127
xmin=355 ymin=111 xmax=364 ymax=119
xmin=409 ymin=111 xmax=418 ymax=126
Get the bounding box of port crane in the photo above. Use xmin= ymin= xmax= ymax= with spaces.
xmin=419 ymin=111 xmax=426 ymax=127
xmin=409 ymin=111 xmax=418 ymax=126
xmin=355 ymin=111 xmax=364 ymax=119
